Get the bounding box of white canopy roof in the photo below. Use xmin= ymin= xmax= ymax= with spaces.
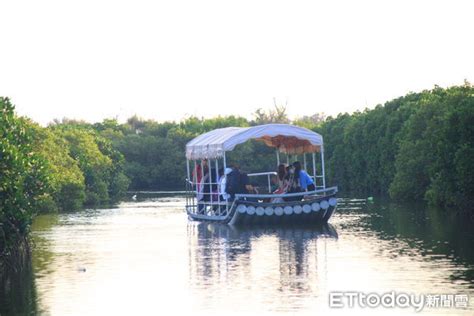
xmin=186 ymin=124 xmax=323 ymax=160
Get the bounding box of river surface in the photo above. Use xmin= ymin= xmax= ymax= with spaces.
xmin=1 ymin=195 xmax=474 ymax=315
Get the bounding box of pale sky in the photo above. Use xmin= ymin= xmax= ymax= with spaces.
xmin=1 ymin=0 xmax=473 ymax=125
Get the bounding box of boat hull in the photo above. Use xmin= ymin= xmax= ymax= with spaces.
xmin=187 ymin=193 xmax=337 ymax=226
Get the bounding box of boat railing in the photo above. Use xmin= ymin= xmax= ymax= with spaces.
xmin=185 ymin=171 xmax=278 ymax=217
xmin=185 ymin=178 xmax=231 ymax=218
xmin=235 ymin=186 xmax=338 ymax=200
xmin=185 ymin=174 xmax=337 ymax=218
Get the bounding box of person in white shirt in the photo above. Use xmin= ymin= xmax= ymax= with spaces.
xmin=218 ymin=167 xmax=233 ymax=201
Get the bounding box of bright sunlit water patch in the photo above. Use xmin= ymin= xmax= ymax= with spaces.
xmin=11 ymin=196 xmax=473 ymax=315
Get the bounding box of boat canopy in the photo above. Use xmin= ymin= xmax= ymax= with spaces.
xmin=186 ymin=124 xmax=323 ymax=160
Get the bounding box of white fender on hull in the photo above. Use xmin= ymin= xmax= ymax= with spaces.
xmin=247 ymin=206 xmax=256 ymax=215
xmin=320 ymin=200 xmax=329 ymax=209
xmin=293 ymin=205 xmax=302 ymax=214
xmin=237 ymin=204 xmax=247 ymax=213
xmin=274 ymin=207 xmax=284 ymax=216
xmin=303 ymin=204 xmax=312 ymax=213
xmin=312 ymin=202 xmax=321 ymax=212
xmin=264 ymin=206 xmax=274 ymax=216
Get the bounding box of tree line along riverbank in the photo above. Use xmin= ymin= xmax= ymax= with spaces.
xmin=1 ymin=82 xmax=473 ymax=267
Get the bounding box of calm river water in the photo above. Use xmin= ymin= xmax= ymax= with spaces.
xmin=1 ymin=195 xmax=474 ymax=315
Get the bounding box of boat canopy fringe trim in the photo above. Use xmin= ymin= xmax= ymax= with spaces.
xmin=186 ymin=124 xmax=323 ymax=160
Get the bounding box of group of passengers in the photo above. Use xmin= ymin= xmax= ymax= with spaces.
xmin=192 ymin=159 xmax=316 ymax=212
xmin=273 ymin=161 xmax=315 ymax=202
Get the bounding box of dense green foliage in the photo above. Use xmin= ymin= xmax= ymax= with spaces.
xmin=1 ymin=98 xmax=49 ymax=264
xmin=90 ymin=115 xmax=253 ymax=190
xmin=319 ymin=83 xmax=474 ymax=211
xmin=89 ymin=85 xmax=473 ymax=211
xmin=28 ymin=123 xmax=130 ymax=212
xmin=28 ymin=123 xmax=86 ymax=211
xmin=318 ymin=93 xmax=423 ymax=196
xmin=389 ymin=85 xmax=474 ymax=209
xmin=1 ymin=97 xmax=131 ymax=266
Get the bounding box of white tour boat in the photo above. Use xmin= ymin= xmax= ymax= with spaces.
xmin=184 ymin=124 xmax=338 ymax=225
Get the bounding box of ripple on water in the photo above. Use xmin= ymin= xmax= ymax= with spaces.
xmin=24 ymin=196 xmax=474 ymax=315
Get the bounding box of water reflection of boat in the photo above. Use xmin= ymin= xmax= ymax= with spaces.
xmin=187 ymin=222 xmax=338 ymax=310
xmin=184 ymin=124 xmax=338 ymax=225
xmin=190 ymin=222 xmax=338 ymax=243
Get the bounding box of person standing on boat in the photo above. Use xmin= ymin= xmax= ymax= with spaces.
xmin=202 ymin=164 xmax=218 ymax=201
xmin=218 ymin=167 xmax=232 ymax=200
xmin=193 ymin=159 xmax=208 ymax=213
xmin=293 ymin=161 xmax=316 ymax=191
xmin=192 ymin=159 xmax=208 ymax=187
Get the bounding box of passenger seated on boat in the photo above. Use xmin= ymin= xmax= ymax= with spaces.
xmin=239 ymin=173 xmax=257 ymax=199
xmin=293 ymin=161 xmax=316 ymax=192
xmin=284 ymin=165 xmax=304 ymax=201
xmin=226 ymin=166 xmax=257 ymax=201
xmin=274 ymin=164 xmax=289 ymax=194
xmin=246 ymin=184 xmax=259 ymax=194
xmin=243 ymin=179 xmax=261 ymax=202
xmin=269 ymin=164 xmax=288 ymax=203
xmin=225 ymin=165 xmax=242 ymax=200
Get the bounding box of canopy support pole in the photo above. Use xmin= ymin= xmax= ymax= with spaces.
xmin=276 ymin=149 xmax=280 ymax=165
xmin=267 ymin=174 xmax=271 ymax=193
xmin=287 ymin=154 xmax=289 ymax=164
xmin=186 ymin=159 xmax=190 ymax=210
xmin=321 ymin=146 xmax=326 ymax=189
xmin=223 ymin=152 xmax=228 ymax=214
xmin=312 ymin=152 xmax=316 ymax=181
xmin=215 ymin=158 xmax=220 ymax=215
xmin=209 ymin=159 xmax=213 ymax=208
xmin=303 ymin=153 xmax=307 ymax=170
xmin=194 ymin=160 xmax=198 ymax=194
xmin=223 ymin=152 xmax=227 ymax=170
xmin=186 ymin=159 xmax=190 ymax=182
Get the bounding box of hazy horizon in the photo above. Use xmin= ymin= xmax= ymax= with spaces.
xmin=5 ymin=80 xmax=470 ymax=126
xmin=1 ymin=0 xmax=473 ymax=125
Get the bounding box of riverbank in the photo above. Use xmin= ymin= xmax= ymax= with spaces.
xmin=0 ymin=238 xmax=37 ymax=316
